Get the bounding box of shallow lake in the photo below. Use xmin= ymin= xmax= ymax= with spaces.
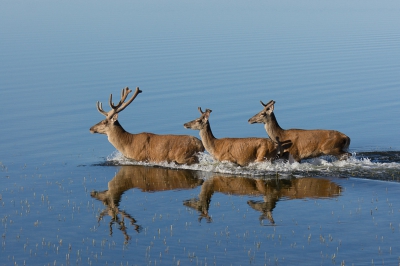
xmin=1 ymin=1 xmax=400 ymax=265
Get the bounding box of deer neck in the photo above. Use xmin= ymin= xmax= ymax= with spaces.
xmin=199 ymin=178 xmax=214 ymax=204
xmin=107 ymin=121 xmax=134 ymax=156
xmin=199 ymin=122 xmax=217 ymax=156
xmin=265 ymin=112 xmax=284 ymax=143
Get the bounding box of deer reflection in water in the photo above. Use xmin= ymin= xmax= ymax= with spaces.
xmin=91 ymin=165 xmax=202 ymax=243
xmin=184 ymin=175 xmax=341 ymax=224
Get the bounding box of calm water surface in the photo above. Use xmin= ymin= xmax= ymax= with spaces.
xmin=1 ymin=1 xmax=400 ymax=265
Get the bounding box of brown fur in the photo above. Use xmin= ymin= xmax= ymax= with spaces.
xmin=91 ymin=165 xmax=202 ymax=241
xmin=184 ymin=174 xmax=341 ymax=223
xmin=183 ymin=107 xmax=281 ymax=166
xmin=248 ymin=100 xmax=351 ymax=162
xmin=90 ymin=87 xmax=204 ymax=165
xmin=91 ymin=165 xmax=202 ymax=204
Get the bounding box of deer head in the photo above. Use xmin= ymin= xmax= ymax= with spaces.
xmin=247 ymin=197 xmax=277 ymax=225
xmin=90 ymin=87 xmax=142 ymax=134
xmin=248 ymin=100 xmax=275 ymax=124
xmin=183 ymin=107 xmax=212 ymax=130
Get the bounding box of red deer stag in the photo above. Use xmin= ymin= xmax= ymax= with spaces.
xmin=90 ymin=87 xmax=204 ymax=164
xmin=183 ymin=107 xmax=282 ymax=166
xmin=91 ymin=165 xmax=202 ymax=242
xmin=248 ymin=100 xmax=351 ymax=162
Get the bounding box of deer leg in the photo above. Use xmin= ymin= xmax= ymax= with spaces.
xmin=173 ymin=155 xmax=198 ymax=165
xmin=278 ymin=151 xmax=290 ymax=161
xmin=185 ymin=156 xmax=200 ymax=165
xmin=338 ymin=152 xmax=351 ymax=161
xmin=255 ymin=146 xmax=271 ymax=162
xmin=325 ymin=148 xmax=351 ymax=161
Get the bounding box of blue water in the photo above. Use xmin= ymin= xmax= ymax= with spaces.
xmin=1 ymin=1 xmax=400 ymax=265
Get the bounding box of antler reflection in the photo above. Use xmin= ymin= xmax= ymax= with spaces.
xmin=91 ymin=165 xmax=202 ymax=243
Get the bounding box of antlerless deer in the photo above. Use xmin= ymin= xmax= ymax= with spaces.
xmin=90 ymin=87 xmax=204 ymax=164
xmin=184 ymin=174 xmax=340 ymax=224
xmin=184 ymin=107 xmax=282 ymax=166
xmin=248 ymin=100 xmax=351 ymax=162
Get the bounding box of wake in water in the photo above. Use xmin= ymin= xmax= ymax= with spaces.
xmin=103 ymin=151 xmax=400 ymax=181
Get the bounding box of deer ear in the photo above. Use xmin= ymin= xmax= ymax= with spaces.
xmin=266 ymin=104 xmax=274 ymax=113
xmin=203 ymin=112 xmax=210 ymax=121
xmin=110 ymin=113 xmax=118 ymax=122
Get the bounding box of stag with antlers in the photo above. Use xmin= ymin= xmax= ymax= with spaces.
xmin=90 ymin=87 xmax=204 ymax=164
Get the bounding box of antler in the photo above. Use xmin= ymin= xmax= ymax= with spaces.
xmin=198 ymin=107 xmax=212 ymax=115
xmin=260 ymin=100 xmax=275 ymax=108
xmin=96 ymin=87 xmax=142 ymax=117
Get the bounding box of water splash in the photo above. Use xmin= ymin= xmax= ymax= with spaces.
xmin=104 ymin=151 xmax=400 ymax=181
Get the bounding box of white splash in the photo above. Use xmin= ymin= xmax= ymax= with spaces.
xmin=106 ymin=151 xmax=400 ymax=179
